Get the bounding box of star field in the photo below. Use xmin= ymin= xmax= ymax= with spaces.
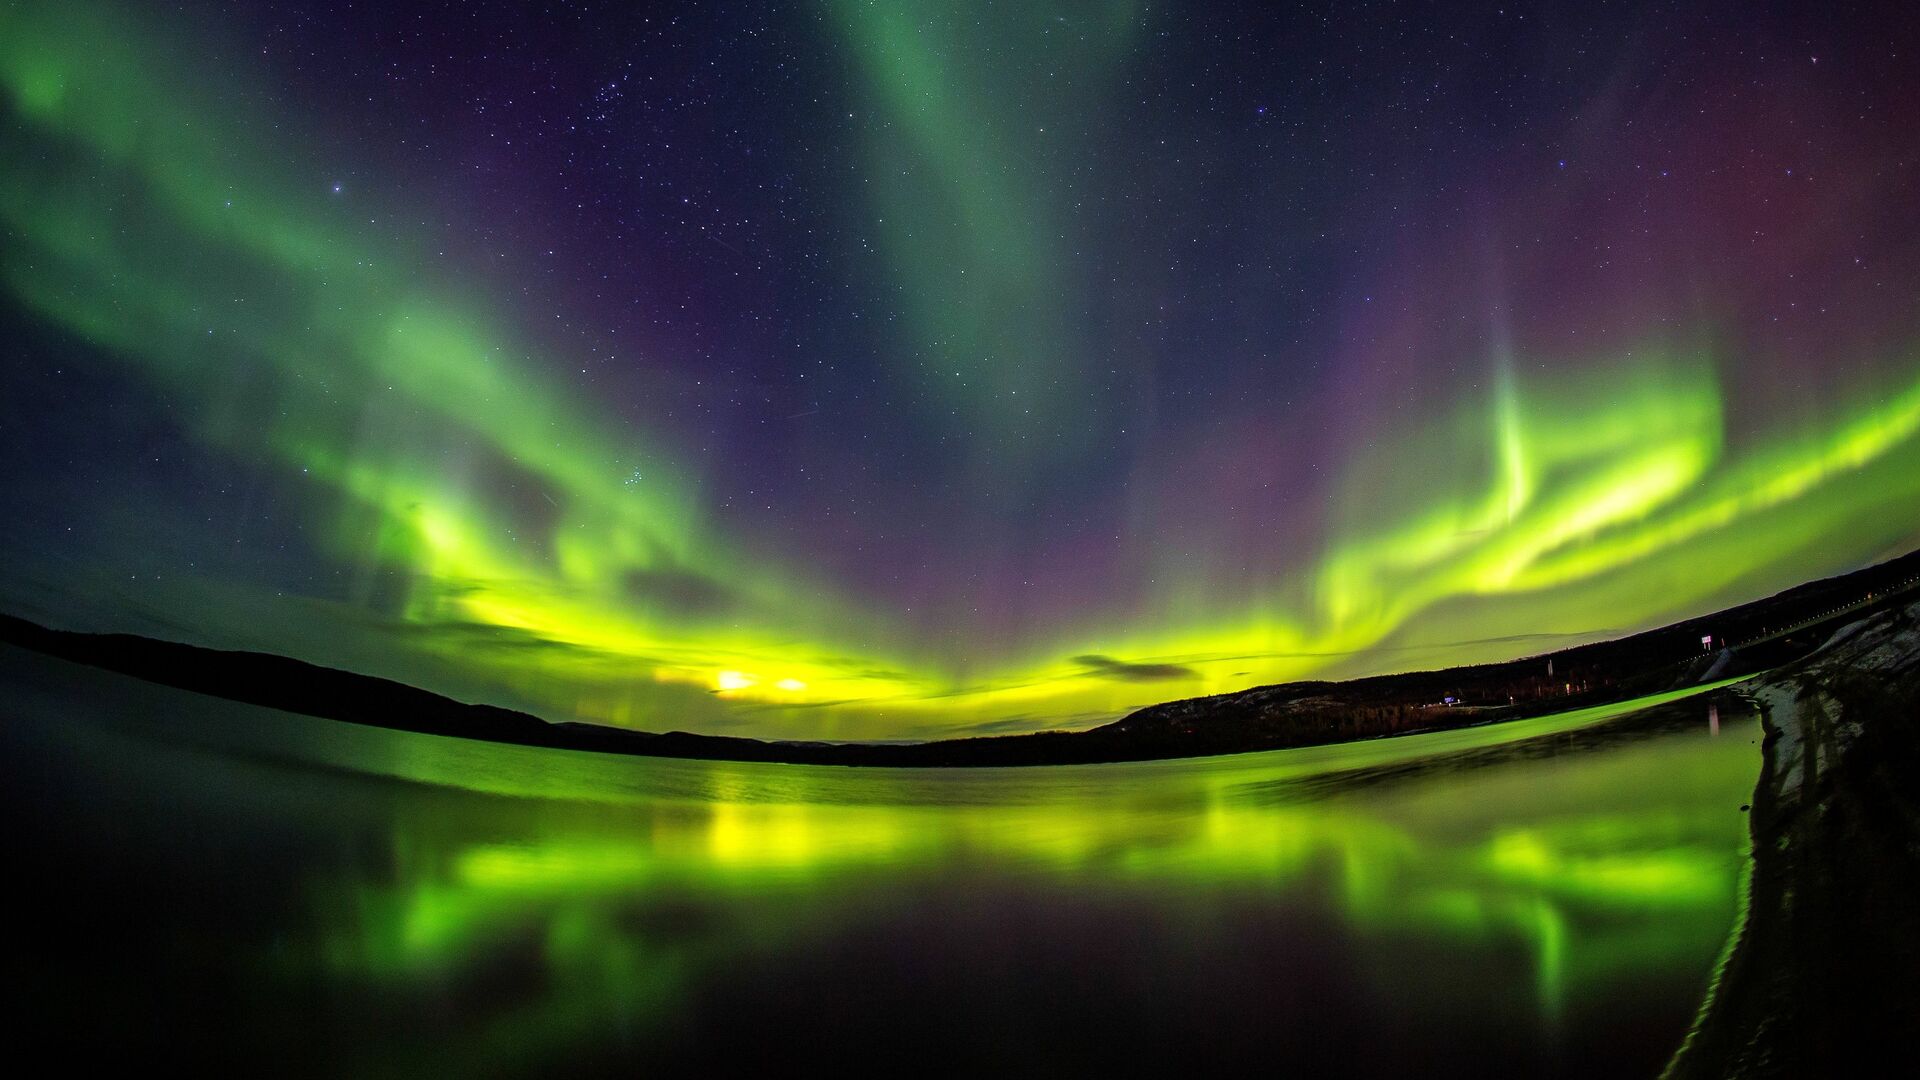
xmin=3 ymin=0 xmax=1919 ymax=739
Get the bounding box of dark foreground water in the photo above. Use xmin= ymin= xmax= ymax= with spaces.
xmin=2 ymin=645 xmax=1761 ymax=1077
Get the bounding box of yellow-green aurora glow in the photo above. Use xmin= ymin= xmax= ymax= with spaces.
xmin=4 ymin=0 xmax=1919 ymax=738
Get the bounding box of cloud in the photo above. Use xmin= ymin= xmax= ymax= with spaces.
xmin=1071 ymin=654 xmax=1198 ymax=682
xmin=622 ymin=566 xmax=736 ymax=618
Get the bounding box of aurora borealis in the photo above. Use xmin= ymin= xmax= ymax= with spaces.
xmin=4 ymin=0 xmax=1920 ymax=740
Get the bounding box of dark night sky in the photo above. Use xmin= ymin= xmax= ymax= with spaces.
xmin=4 ymin=0 xmax=1919 ymax=738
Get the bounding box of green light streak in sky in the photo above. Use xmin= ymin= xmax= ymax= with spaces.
xmin=0 ymin=0 xmax=934 ymax=723
xmin=5 ymin=0 xmax=1920 ymax=739
xmin=828 ymin=0 xmax=1141 ymax=458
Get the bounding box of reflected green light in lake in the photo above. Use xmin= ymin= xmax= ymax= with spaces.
xmin=5 ymin=656 xmax=1758 ymax=1076
xmin=317 ymin=709 xmax=1751 ymax=1055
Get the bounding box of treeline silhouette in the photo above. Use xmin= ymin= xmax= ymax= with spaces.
xmin=3 ymin=547 xmax=1917 ymax=767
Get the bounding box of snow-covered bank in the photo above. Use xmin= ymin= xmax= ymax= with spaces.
xmin=1665 ymin=600 xmax=1920 ymax=1078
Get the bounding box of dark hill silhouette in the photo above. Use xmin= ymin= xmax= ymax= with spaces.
xmin=3 ymin=547 xmax=1917 ymax=766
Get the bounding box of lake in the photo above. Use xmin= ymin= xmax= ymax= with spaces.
xmin=3 ymin=645 xmax=1760 ymax=1076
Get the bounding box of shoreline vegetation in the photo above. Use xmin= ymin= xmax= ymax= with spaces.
xmin=2 ymin=548 xmax=1916 ymax=767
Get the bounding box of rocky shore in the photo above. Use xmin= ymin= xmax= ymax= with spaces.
xmin=1665 ymin=599 xmax=1920 ymax=1078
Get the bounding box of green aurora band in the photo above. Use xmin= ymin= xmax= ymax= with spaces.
xmin=828 ymin=0 xmax=1139 ymax=462
xmin=4 ymin=1 xmax=1920 ymax=738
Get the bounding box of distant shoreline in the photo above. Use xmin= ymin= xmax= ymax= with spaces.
xmin=4 ymin=550 xmax=1916 ymax=767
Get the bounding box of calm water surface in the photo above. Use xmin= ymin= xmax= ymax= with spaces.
xmin=4 ymin=647 xmax=1760 ymax=1077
